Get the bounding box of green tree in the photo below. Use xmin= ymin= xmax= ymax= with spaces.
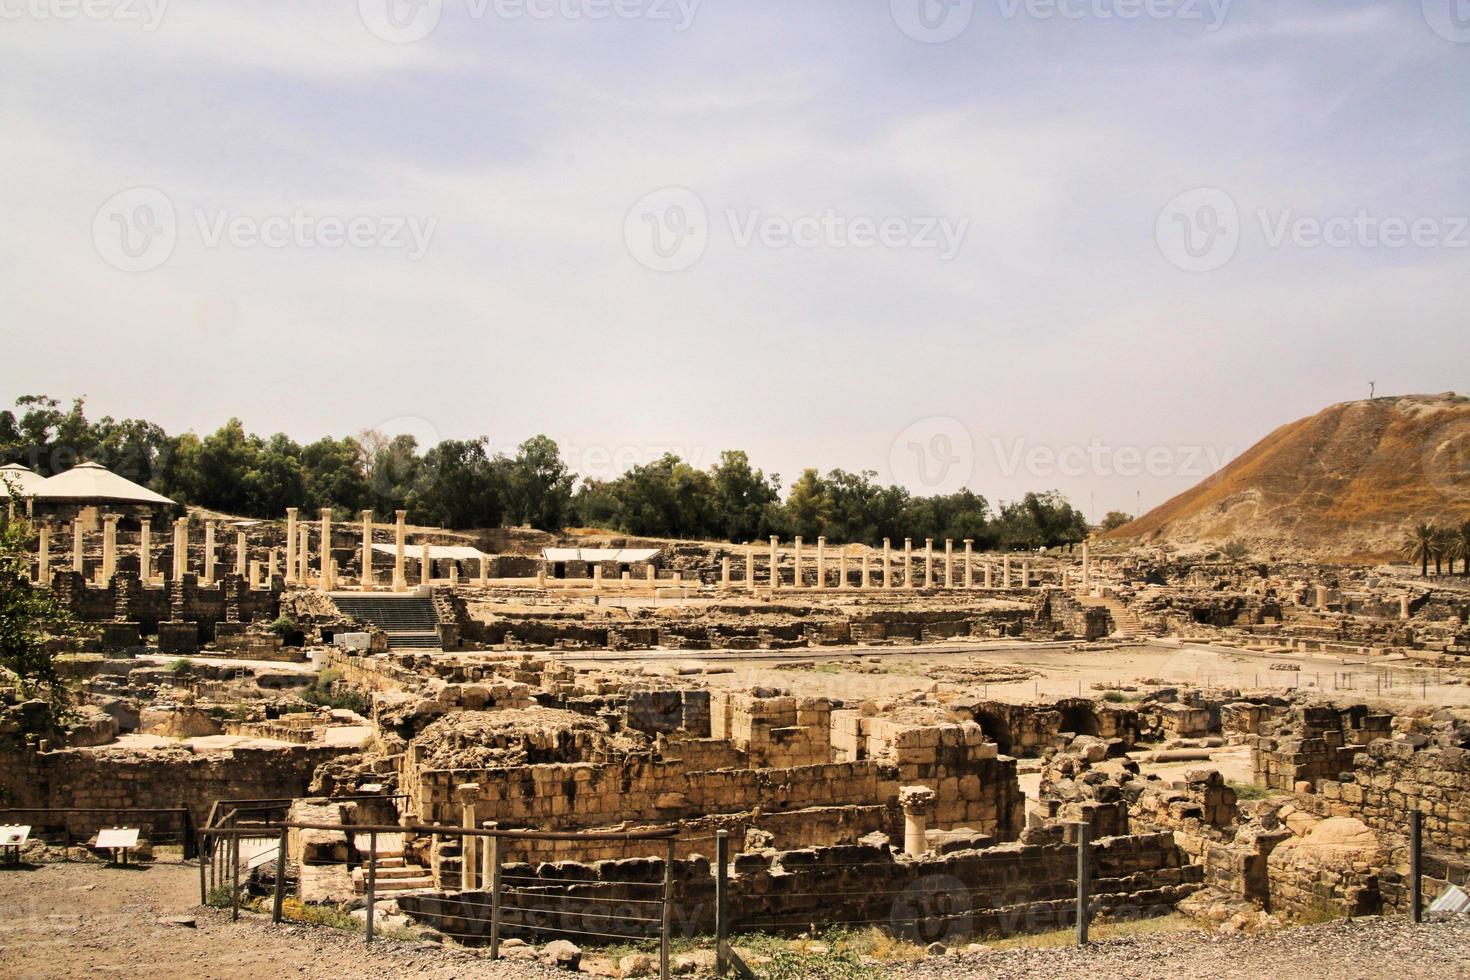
xmin=710 ymin=450 xmax=780 ymax=541
xmin=504 ymin=435 xmax=575 ymax=532
xmin=410 ymin=438 xmax=505 ymax=529
xmin=1100 ymin=511 xmax=1133 ymax=532
xmin=783 ymin=468 xmax=830 ymax=540
xmin=0 ymin=493 xmax=87 ymax=706
xmin=301 ymin=436 xmax=369 ymax=513
xmin=1404 ymin=522 xmax=1437 ymax=577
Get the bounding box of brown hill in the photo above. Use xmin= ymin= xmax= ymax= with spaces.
xmin=1109 ymin=393 xmax=1470 ymax=561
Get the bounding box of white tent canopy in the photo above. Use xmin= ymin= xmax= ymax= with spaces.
xmin=541 ymin=547 xmax=661 ymax=563
xmin=372 ymin=543 xmax=487 ymax=560
xmin=0 ymin=463 xmax=45 ymax=496
xmin=32 ymin=461 xmax=175 ymax=505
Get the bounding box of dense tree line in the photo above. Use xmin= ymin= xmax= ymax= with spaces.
xmin=0 ymin=395 xmax=1089 ymax=548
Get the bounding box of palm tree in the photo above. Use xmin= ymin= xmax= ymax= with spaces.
xmin=1404 ymin=522 xmax=1437 ymax=578
xmin=1455 ymin=520 xmax=1470 ymax=577
xmin=1432 ymin=526 xmax=1459 ymax=577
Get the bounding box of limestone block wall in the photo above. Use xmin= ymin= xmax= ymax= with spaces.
xmin=397 ymin=831 xmax=1200 ymax=943
xmin=404 ymin=736 xmax=1026 ymax=843
xmin=1309 ymin=740 xmax=1470 ymax=852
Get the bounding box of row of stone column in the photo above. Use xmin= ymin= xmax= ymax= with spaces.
xmin=712 ymin=536 xmax=1093 ymax=591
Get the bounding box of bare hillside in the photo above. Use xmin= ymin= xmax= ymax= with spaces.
xmin=1110 ymin=393 xmax=1470 ymax=561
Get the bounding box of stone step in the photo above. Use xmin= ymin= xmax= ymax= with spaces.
xmin=353 ymin=865 xmax=425 ymax=881
xmin=354 ymin=874 xmax=435 ymax=893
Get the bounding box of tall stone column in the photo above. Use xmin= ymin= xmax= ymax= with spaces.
xmin=393 ymin=510 xmax=407 ymax=592
xmin=203 ymin=523 xmax=216 ymax=585
xmin=1081 ymin=541 xmax=1090 ymax=588
xmin=860 ymin=547 xmax=870 ymax=589
xmin=284 ymin=507 xmax=298 ymax=585
xmin=267 ymin=548 xmax=278 ymax=582
xmin=900 ymin=786 xmax=936 ymax=858
xmin=298 ymin=526 xmax=310 ymax=584
xmin=793 ymin=536 xmax=803 ymax=589
xmin=984 ymin=560 xmax=994 ymax=589
xmin=72 ymin=521 xmax=85 ymax=574
xmin=838 ymin=549 xmax=848 ymax=589
xmin=963 ymin=539 xmax=973 ymax=589
xmin=769 ymin=536 xmax=779 ymax=590
xmin=172 ymin=517 xmax=188 ymax=580
xmin=882 ymin=538 xmax=892 ymax=590
xmin=746 ymin=548 xmax=756 ymax=593
xmin=361 ymin=510 xmax=374 ymax=590
xmin=37 ymin=525 xmax=50 ymax=584
xmin=101 ymin=513 xmax=118 ymax=583
xmin=904 ymin=538 xmax=914 ymax=589
xmin=1003 ymin=555 xmax=1012 ymax=589
xmin=235 ymin=531 xmax=247 ymax=578
xmin=319 ymin=508 xmax=332 ymax=586
xmin=139 ymin=519 xmax=151 ymax=582
xmin=944 ymin=539 xmax=953 ymax=588
xmin=924 ymin=538 xmax=934 ymax=588
xmin=1022 ymin=559 xmax=1030 ymax=589
xmin=720 ymin=557 xmax=730 ymax=588
xmin=421 ymin=542 xmax=432 ymax=586
xmin=479 ymin=554 xmax=489 ymax=587
xmin=456 ymin=783 xmax=480 ymax=891
xmin=816 ymin=537 xmax=826 ymax=589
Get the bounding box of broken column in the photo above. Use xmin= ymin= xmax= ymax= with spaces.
xmin=37 ymin=525 xmax=49 ymax=584
xmin=746 ymin=548 xmax=756 ymax=593
xmin=249 ymin=560 xmax=262 ymax=589
xmin=720 ymin=557 xmax=730 ymax=588
xmin=1400 ymin=594 xmax=1411 ymax=620
xmin=203 ymin=522 xmax=216 ymax=585
xmin=457 ymin=783 xmax=480 ymax=891
xmin=235 ymin=530 xmax=247 ymax=578
xmin=138 ymin=519 xmax=151 ymax=582
xmin=769 ymin=536 xmax=779 ymax=590
xmin=900 ymin=785 xmax=936 ymax=858
xmin=816 ymin=536 xmax=826 ymax=589
xmin=1316 ymin=585 xmax=1329 ymax=610
xmin=172 ymin=517 xmax=188 ymax=580
xmin=267 ymin=548 xmax=278 ymax=583
xmin=963 ymin=539 xmax=973 ymax=588
xmin=984 ymin=560 xmax=994 ymax=589
xmin=361 ymin=510 xmax=375 ymax=590
xmin=319 ymin=508 xmax=332 ymax=585
xmin=100 ymin=513 xmax=118 ymax=584
xmin=793 ymin=536 xmax=803 ymax=589
xmin=904 ymin=538 xmax=914 ymax=588
xmin=479 ymin=554 xmax=490 ymax=587
xmin=72 ymin=521 xmax=84 ymax=574
xmin=421 ymin=542 xmax=432 ymax=586
xmin=861 ymin=547 xmax=870 ymax=589
xmin=944 ymin=538 xmax=953 ymax=588
xmin=593 ymin=564 xmax=603 ymax=589
xmin=1082 ymin=541 xmax=1091 ymax=588
xmin=1021 ymin=559 xmax=1030 ymax=589
xmin=394 ymin=510 xmax=408 ymax=592
xmin=285 ymin=507 xmax=298 ymax=585
xmin=298 ymin=526 xmax=310 ymax=584
xmin=838 ymin=548 xmax=848 ymax=589
xmin=924 ymin=538 xmax=934 ymax=588
xmin=882 ymin=538 xmax=892 ymax=590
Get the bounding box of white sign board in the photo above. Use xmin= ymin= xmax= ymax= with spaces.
xmin=95 ymin=828 xmax=140 ymax=849
xmin=0 ymin=825 xmax=29 ymax=846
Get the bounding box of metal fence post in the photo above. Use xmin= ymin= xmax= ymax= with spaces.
xmin=365 ymin=831 xmax=377 ymax=944
xmin=489 ymin=834 xmax=502 ymax=960
xmin=273 ymin=827 xmax=289 ymax=924
xmin=1076 ymin=821 xmax=1091 ymax=946
xmin=715 ymin=830 xmax=729 ymax=977
xmin=198 ymin=835 xmax=207 ymax=904
xmin=230 ymin=831 xmax=241 ymax=922
xmin=661 ymin=837 xmax=675 ymax=980
xmin=1410 ymin=810 xmax=1423 ymax=924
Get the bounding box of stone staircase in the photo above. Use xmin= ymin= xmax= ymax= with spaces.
xmin=351 ymin=834 xmax=435 ymax=894
xmin=1080 ymin=593 xmax=1148 ymax=640
xmin=331 ymin=594 xmax=441 ymax=650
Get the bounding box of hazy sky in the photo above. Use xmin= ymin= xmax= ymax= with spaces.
xmin=2 ymin=0 xmax=1467 ymax=520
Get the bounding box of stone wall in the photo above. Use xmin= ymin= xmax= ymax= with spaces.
xmin=1308 ymin=739 xmax=1470 ymax=852
xmin=397 ymin=830 xmax=1200 ymax=944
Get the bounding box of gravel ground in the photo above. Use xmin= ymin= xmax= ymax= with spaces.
xmin=2 ymin=862 xmax=1467 ymax=979
xmin=892 ymin=914 xmax=1470 ymax=980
